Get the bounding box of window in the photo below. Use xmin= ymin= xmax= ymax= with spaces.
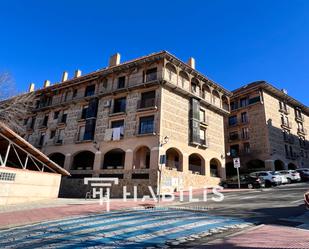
xmin=145 ymin=68 xmax=157 ymax=82
xmin=78 ymin=126 xmax=85 ymax=141
xmin=50 ymin=130 xmax=56 ymax=139
xmin=230 ymin=144 xmax=240 ymax=157
xmin=244 ymin=142 xmax=250 ymax=154
xmin=139 ymin=116 xmax=154 ymax=134
xmin=241 ymin=112 xmax=248 ymax=123
xmin=73 ymin=89 xmax=78 ymax=98
xmin=113 ymin=97 xmax=126 ymax=113
xmin=111 ymin=120 xmax=124 ymax=139
xmin=229 ymin=131 xmax=239 ymax=141
xmin=117 ymin=76 xmax=125 ymax=89
xmin=60 ymin=111 xmax=68 ymax=123
xmin=23 ymin=118 xmax=28 ymax=126
xmin=39 ymin=132 xmax=45 ymax=146
xmin=85 ymin=85 xmax=95 ymax=97
xmin=42 ymin=114 xmax=49 ymax=126
xmin=57 ymin=129 xmax=64 ymax=144
xmin=228 ymin=115 xmax=238 ymax=126
xmin=81 ymin=105 xmax=88 ymax=119
xmin=54 ymin=111 xmax=60 ymax=120
xmin=200 ymin=109 xmax=206 ymax=123
xmin=230 ymin=101 xmax=238 ymax=111
xmin=249 ymin=96 xmax=261 ymax=105
xmin=241 ymin=127 xmax=249 ymax=139
xmin=200 ymin=129 xmax=206 ymax=145
xmin=139 ymin=91 xmax=156 ymax=109
xmin=240 ymin=98 xmax=248 ymax=108
xmin=30 ymin=117 xmax=36 ymax=129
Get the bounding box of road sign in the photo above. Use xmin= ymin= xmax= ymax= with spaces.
xmin=233 ymin=157 xmax=241 ymax=168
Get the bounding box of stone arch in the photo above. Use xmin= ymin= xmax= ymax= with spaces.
xmin=179 ymin=71 xmax=189 ymax=89
xmin=210 ymin=158 xmax=222 ymax=177
xmin=165 ymin=63 xmax=177 ymax=82
xmin=48 ymin=152 xmax=65 ymax=168
xmin=274 ymin=159 xmax=285 ymax=171
xmin=202 ymin=84 xmax=211 ymax=102
xmin=166 ymin=147 xmax=183 ymax=171
xmin=71 ymin=151 xmax=95 ymax=170
xmin=222 ymin=95 xmax=229 ymax=111
xmin=191 ymin=78 xmax=200 ymax=95
xmin=133 ymin=146 xmax=151 ymax=169
xmin=103 ymin=148 xmax=126 ymax=169
xmin=189 ymin=153 xmax=205 ymax=175
xmin=288 ymin=162 xmax=297 ymax=170
xmin=212 ymin=90 xmax=221 ymax=107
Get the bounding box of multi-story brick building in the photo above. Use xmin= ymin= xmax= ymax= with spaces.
xmin=225 ymin=81 xmax=309 ymax=176
xmin=22 ymin=51 xmax=231 ymax=197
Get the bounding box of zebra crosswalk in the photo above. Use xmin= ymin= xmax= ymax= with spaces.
xmin=0 ymin=207 xmax=247 ymax=248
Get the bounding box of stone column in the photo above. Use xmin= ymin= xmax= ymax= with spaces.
xmin=205 ymin=159 xmax=210 ymax=176
xmin=265 ymin=160 xmax=275 ymax=171
xmin=182 ymin=153 xmax=189 ymax=173
xmin=93 ymin=151 xmax=102 ymax=172
xmin=150 ymin=147 xmax=160 ymax=170
xmin=124 ymin=149 xmax=133 ymax=170
xmin=64 ymin=153 xmax=72 ymax=171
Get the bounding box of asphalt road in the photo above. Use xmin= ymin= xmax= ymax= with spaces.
xmin=179 ymin=182 xmax=309 ymax=226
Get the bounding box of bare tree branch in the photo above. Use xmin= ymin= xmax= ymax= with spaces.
xmin=0 ymin=72 xmax=35 ymax=133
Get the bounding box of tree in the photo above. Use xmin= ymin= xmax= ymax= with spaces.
xmin=0 ymin=72 xmax=35 ymax=133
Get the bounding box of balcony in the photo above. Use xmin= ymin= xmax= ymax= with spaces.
xmin=281 ymin=121 xmax=292 ymax=129
xmin=54 ymin=137 xmax=63 ymax=145
xmin=241 ymin=134 xmax=250 ymax=140
xmin=298 ymin=127 xmax=308 ymax=135
xmin=137 ymin=98 xmax=157 ymax=110
xmin=229 ymin=133 xmax=240 ymax=142
xmin=279 ymin=107 xmax=290 ymax=115
xmin=295 ymin=114 xmax=304 ymax=122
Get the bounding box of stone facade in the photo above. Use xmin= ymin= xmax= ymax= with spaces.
xmin=225 ymin=81 xmax=309 ymax=176
xmin=21 ymin=51 xmax=231 ymax=197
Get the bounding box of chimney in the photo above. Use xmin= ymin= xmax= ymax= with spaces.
xmin=43 ymin=80 xmax=50 ymax=88
xmin=74 ymin=69 xmax=82 ymax=78
xmin=109 ymin=53 xmax=121 ymax=67
xmin=187 ymin=57 xmax=195 ymax=69
xmin=61 ymin=71 xmax=68 ymax=82
xmin=28 ymin=83 xmax=35 ymax=92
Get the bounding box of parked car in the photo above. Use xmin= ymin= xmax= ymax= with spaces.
xmin=250 ymin=171 xmax=282 ymax=187
xmin=275 ymin=172 xmax=289 ymax=184
xmin=305 ymin=191 xmax=309 ymax=210
xmin=221 ymin=174 xmax=265 ymax=189
xmin=296 ymin=168 xmax=309 ymax=181
xmin=278 ymin=170 xmax=301 ymax=183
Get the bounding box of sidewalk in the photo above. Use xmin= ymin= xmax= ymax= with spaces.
xmin=0 ymin=188 xmax=254 ymax=229
xmin=0 ymin=198 xmax=161 ymax=229
xmin=200 ymin=224 xmax=309 ymax=249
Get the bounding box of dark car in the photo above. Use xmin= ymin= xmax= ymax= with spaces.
xmin=221 ymin=174 xmax=265 ymax=189
xmin=296 ymin=168 xmax=309 ymax=181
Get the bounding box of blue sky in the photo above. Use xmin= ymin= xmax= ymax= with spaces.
xmin=0 ymin=0 xmax=308 ymax=105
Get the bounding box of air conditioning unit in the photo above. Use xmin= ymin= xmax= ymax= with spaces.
xmin=103 ymin=100 xmax=111 ymax=107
